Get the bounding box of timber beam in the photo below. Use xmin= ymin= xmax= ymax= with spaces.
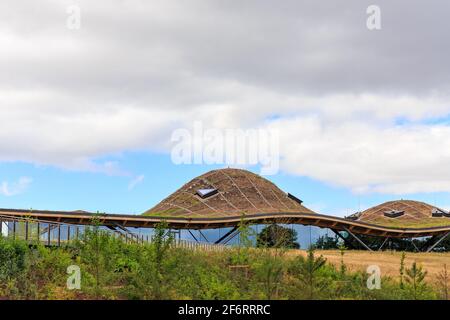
xmin=426 ymin=231 xmax=450 ymax=253
xmin=215 ymin=226 xmax=238 ymax=244
xmin=343 ymin=227 xmax=373 ymax=251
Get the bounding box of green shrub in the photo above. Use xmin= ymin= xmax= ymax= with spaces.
xmin=0 ymin=237 xmax=27 ymax=281
xmin=288 ymin=248 xmax=327 ymax=299
xmin=0 ymin=230 xmax=445 ymax=300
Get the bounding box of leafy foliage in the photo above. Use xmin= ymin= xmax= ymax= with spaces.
xmin=436 ymin=264 xmax=449 ymax=300
xmin=405 ymin=262 xmax=429 ymax=299
xmin=314 ymin=234 xmax=340 ymax=250
xmin=288 ymin=248 xmax=327 ymax=299
xmin=0 ymin=227 xmax=445 ymax=300
xmin=256 ymin=224 xmax=299 ymax=249
xmin=399 ymin=252 xmax=406 ymax=289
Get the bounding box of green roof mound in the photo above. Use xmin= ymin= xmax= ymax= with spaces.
xmin=356 ymin=200 xmax=450 ymax=228
xmin=143 ymin=168 xmax=315 ymax=218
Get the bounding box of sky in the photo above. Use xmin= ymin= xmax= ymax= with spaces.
xmin=2 ymin=0 xmax=450 ymax=223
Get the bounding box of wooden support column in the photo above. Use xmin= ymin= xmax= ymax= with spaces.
xmin=215 ymin=226 xmax=238 ymax=244
xmin=411 ymin=239 xmax=420 ymax=252
xmin=427 ymin=231 xmax=450 ymax=253
xmin=378 ymin=237 xmax=389 ymax=251
xmin=330 ymin=228 xmax=355 ymax=249
xmin=198 ymin=230 xmax=209 ymax=243
xmin=67 ymin=225 xmax=71 ymax=244
xmin=343 ymin=227 xmax=373 ymax=251
xmin=188 ymin=230 xmax=199 ymax=243
xmin=57 ymin=224 xmax=61 ymax=247
xmin=47 ymin=224 xmax=51 ymax=246
xmin=25 ymin=221 xmax=29 ymax=242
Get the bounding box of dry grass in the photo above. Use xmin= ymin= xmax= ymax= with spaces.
xmin=287 ymin=249 xmax=450 ymax=283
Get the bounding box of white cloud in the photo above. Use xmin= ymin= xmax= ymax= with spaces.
xmin=270 ymin=117 xmax=450 ymax=194
xmin=128 ymin=175 xmax=145 ymax=191
xmin=0 ymin=177 xmax=33 ymax=196
xmin=1 ymin=0 xmax=450 ymax=195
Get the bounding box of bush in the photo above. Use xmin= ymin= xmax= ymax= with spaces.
xmin=287 ymin=248 xmax=327 ymax=299
xmin=0 ymin=229 xmax=445 ymax=300
xmin=256 ymin=224 xmax=299 ymax=249
xmin=0 ymin=237 xmax=27 ymax=281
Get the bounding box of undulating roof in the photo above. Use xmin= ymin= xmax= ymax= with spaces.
xmin=143 ymin=168 xmax=315 ymax=218
xmin=356 ymin=200 xmax=450 ymax=228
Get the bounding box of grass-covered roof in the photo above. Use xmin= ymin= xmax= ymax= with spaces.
xmin=143 ymin=168 xmax=315 ymax=218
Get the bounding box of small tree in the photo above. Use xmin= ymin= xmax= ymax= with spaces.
xmin=399 ymin=252 xmax=406 ymax=289
xmin=256 ymin=224 xmax=299 ymax=249
xmin=76 ymin=211 xmax=127 ymax=299
xmin=252 ymin=250 xmax=284 ymax=300
xmin=231 ymin=218 xmax=256 ymax=265
xmin=338 ymin=244 xmax=347 ymax=277
xmin=0 ymin=237 xmax=28 ymax=297
xmin=405 ymin=262 xmax=427 ymax=300
xmin=150 ymin=221 xmax=174 ymax=299
xmin=78 ymin=212 xmax=103 ymax=298
xmin=128 ymin=221 xmax=175 ymax=299
xmin=290 ymin=247 xmax=327 ymax=299
xmin=315 ymin=234 xmax=339 ymax=250
xmin=252 ymin=223 xmax=289 ymax=299
xmin=436 ymin=264 xmax=449 ymax=300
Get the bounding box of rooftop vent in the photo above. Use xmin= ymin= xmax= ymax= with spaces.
xmin=196 ymin=188 xmax=218 ymax=199
xmin=73 ymin=210 xmax=89 ymax=214
xmin=287 ymin=193 xmax=303 ymax=205
xmin=432 ymin=208 xmax=450 ymax=217
xmin=384 ymin=210 xmax=405 ymax=218
xmin=345 ymin=212 xmax=362 ymax=220
xmin=432 ymin=208 xmax=444 ymax=217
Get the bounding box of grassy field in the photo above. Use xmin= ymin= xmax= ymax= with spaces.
xmin=289 ymin=249 xmax=450 ymax=283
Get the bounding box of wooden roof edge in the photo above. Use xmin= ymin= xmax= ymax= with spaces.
xmin=1 ymin=208 xmax=450 ymax=237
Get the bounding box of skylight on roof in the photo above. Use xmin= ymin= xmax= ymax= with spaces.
xmin=432 ymin=208 xmax=448 ymax=217
xmin=196 ymin=188 xmax=218 ymax=199
xmin=384 ymin=210 xmax=404 ymax=218
xmin=287 ymin=193 xmax=303 ymax=205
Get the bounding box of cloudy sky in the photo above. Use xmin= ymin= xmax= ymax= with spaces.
xmin=1 ymin=0 xmax=450 ymax=216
